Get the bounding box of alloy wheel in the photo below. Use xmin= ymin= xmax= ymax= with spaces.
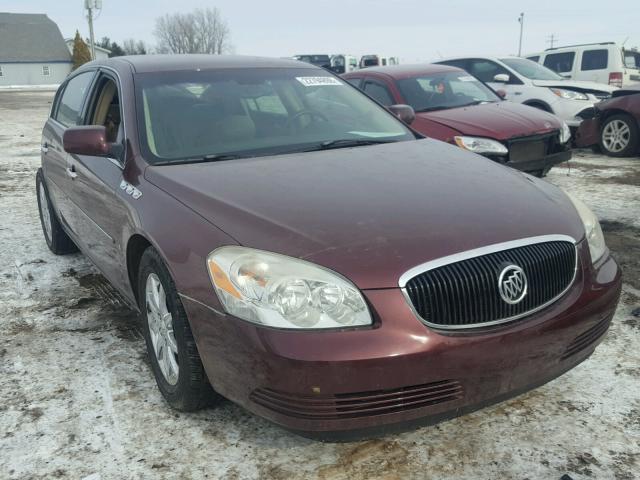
xmin=145 ymin=273 xmax=179 ymax=385
xmin=602 ymin=119 xmax=631 ymax=153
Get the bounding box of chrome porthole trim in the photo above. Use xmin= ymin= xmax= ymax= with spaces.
xmin=398 ymin=234 xmax=579 ymax=330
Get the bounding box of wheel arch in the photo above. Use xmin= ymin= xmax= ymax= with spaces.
xmin=126 ymin=233 xmax=153 ymax=305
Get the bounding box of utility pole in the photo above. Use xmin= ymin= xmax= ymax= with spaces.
xmin=547 ymin=34 xmax=558 ymax=49
xmin=517 ymin=12 xmax=524 ymax=56
xmin=85 ymin=0 xmax=102 ymax=60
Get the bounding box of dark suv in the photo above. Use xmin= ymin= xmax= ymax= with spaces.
xmin=37 ymin=55 xmax=621 ymax=439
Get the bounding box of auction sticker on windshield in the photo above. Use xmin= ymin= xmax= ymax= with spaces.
xmin=296 ymin=77 xmax=343 ymax=87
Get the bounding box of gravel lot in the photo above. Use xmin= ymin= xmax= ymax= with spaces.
xmin=1 ymin=90 xmax=638 ymax=480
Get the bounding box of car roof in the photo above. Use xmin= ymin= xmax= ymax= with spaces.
xmin=345 ymin=63 xmax=463 ymax=78
xmin=87 ymin=54 xmax=317 ymax=73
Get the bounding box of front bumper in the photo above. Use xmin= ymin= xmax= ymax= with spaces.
xmin=183 ymin=243 xmax=621 ymax=440
xmin=501 ymin=149 xmax=571 ymax=174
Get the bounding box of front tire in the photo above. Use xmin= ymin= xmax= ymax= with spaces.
xmin=599 ymin=114 xmax=639 ymax=157
xmin=138 ymin=247 xmax=217 ymax=411
xmin=36 ymin=169 xmax=78 ymax=255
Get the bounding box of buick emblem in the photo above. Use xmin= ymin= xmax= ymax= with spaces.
xmin=498 ymin=265 xmax=527 ymax=304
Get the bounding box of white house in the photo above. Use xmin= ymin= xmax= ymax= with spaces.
xmin=0 ymin=12 xmax=73 ymax=86
xmin=65 ymin=38 xmax=111 ymax=61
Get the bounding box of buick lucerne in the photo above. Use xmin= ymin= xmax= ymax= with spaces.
xmin=37 ymin=55 xmax=621 ymax=439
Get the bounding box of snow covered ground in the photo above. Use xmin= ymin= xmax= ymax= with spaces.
xmin=0 ymin=90 xmax=638 ymax=480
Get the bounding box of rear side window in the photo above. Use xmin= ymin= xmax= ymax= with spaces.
xmin=581 ymin=49 xmax=608 ymax=71
xmin=544 ymin=52 xmax=575 ymax=73
xmin=362 ymin=80 xmax=394 ymax=106
xmin=55 ymin=72 xmax=94 ymax=127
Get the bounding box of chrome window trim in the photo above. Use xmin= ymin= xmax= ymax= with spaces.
xmin=399 ymin=234 xmax=579 ymax=330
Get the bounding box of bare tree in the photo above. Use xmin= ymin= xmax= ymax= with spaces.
xmin=122 ymin=38 xmax=148 ymax=55
xmin=154 ymin=7 xmax=231 ymax=54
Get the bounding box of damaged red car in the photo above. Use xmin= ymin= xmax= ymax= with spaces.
xmin=343 ymin=64 xmax=572 ymax=176
xmin=576 ymin=85 xmax=640 ymax=156
xmin=37 ymin=55 xmax=620 ymax=440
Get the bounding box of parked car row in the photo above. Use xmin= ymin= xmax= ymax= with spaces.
xmin=293 ymin=53 xmax=400 ymax=74
xmin=36 ymin=55 xmax=621 ymax=439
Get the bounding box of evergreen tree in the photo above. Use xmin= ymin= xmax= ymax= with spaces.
xmin=72 ymin=31 xmax=92 ymax=70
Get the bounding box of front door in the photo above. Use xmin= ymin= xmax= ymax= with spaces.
xmin=63 ymin=71 xmax=132 ymax=288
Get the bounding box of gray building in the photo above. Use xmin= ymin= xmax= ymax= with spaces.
xmin=0 ymin=12 xmax=72 ymax=87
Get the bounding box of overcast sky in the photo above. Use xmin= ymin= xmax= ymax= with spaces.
xmin=4 ymin=0 xmax=639 ymax=61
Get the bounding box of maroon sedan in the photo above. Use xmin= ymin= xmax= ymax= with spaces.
xmin=576 ymin=85 xmax=640 ymax=156
xmin=343 ymin=64 xmax=572 ymax=176
xmin=37 ymin=55 xmax=620 ymax=439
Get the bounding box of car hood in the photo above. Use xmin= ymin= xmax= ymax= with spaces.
xmin=531 ymin=79 xmax=617 ymax=94
xmin=417 ymin=102 xmax=561 ymax=140
xmin=145 ymin=139 xmax=584 ymax=289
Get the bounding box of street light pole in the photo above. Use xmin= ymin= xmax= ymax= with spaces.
xmin=518 ymin=12 xmax=525 ymax=57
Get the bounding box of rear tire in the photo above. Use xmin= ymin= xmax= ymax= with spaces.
xmin=599 ymin=114 xmax=639 ymax=157
xmin=36 ymin=169 xmax=78 ymax=255
xmin=138 ymin=247 xmax=218 ymax=411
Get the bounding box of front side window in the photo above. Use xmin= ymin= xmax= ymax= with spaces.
xmin=581 ymin=50 xmax=608 ymax=71
xmin=136 ymin=68 xmax=414 ymax=163
xmin=363 ymin=80 xmax=394 ymax=106
xmin=397 ymin=71 xmax=500 ymax=112
xmin=42 ymin=65 xmax=50 ymax=76
xmin=467 ymin=60 xmax=511 ymax=83
xmin=54 ymin=71 xmax=94 ymax=127
xmin=500 ymin=58 xmax=564 ymax=80
xmin=543 ymin=52 xmax=575 ymax=73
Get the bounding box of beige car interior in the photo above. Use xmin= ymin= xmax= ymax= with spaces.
xmin=92 ymin=79 xmax=121 ymax=143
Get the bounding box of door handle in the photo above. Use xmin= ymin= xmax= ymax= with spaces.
xmin=66 ymin=165 xmax=78 ymax=179
xmin=41 ymin=142 xmax=48 ymax=154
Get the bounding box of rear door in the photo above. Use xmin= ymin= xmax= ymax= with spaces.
xmin=579 ymin=48 xmax=609 ymax=84
xmin=543 ymin=51 xmax=576 ymax=78
xmin=63 ymin=70 xmax=132 ymax=288
xmin=41 ymin=70 xmax=96 ymax=234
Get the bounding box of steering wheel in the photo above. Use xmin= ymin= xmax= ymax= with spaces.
xmin=287 ymin=110 xmax=329 ymax=130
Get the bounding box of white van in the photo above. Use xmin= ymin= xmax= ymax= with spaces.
xmin=526 ymin=42 xmax=640 ymax=88
xmin=330 ymin=55 xmax=358 ymax=74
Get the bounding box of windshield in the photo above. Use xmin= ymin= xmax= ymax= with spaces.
xmin=500 ymin=58 xmax=564 ymax=80
xmin=135 ymin=68 xmax=414 ymax=163
xmin=624 ymin=50 xmax=640 ymax=69
xmin=397 ymin=71 xmax=500 ymax=112
xmin=331 ymin=56 xmax=345 ymax=67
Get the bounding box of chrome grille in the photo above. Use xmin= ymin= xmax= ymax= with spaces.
xmin=403 ymin=238 xmax=577 ymax=329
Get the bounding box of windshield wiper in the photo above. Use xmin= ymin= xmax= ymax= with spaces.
xmin=304 ymin=138 xmax=397 ymax=152
xmin=415 ymin=106 xmax=449 ymax=113
xmin=156 ymin=153 xmax=245 ymax=166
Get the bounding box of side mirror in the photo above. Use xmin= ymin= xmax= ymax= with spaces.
xmin=388 ymin=104 xmax=415 ymax=125
xmin=496 ymin=89 xmax=507 ymax=99
xmin=493 ymin=73 xmax=510 ymax=83
xmin=63 ymin=126 xmax=109 ymax=156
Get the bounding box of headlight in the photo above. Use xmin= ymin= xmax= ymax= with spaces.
xmin=566 ymin=193 xmax=606 ymax=263
xmin=454 ymin=136 xmax=508 ymax=155
xmin=560 ymin=121 xmax=572 ymax=144
xmin=549 ymin=88 xmax=588 ymax=101
xmin=206 ymin=246 xmax=372 ymax=329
